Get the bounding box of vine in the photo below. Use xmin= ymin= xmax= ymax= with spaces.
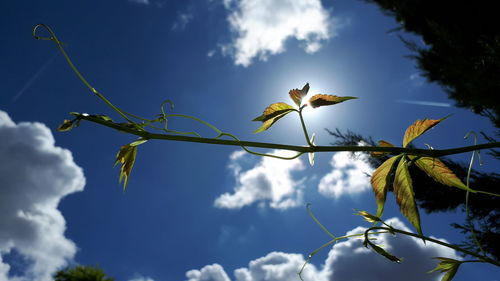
xmin=33 ymin=24 xmax=500 ymax=281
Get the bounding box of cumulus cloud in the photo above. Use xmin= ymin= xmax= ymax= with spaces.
xmin=233 ymin=252 xmax=324 ymax=281
xmin=0 ymin=110 xmax=85 ymax=281
xmin=318 ymin=152 xmax=374 ymax=199
xmin=185 ymin=218 xmax=459 ymax=281
xmin=186 ymin=264 xmax=231 ymax=281
xmin=221 ymin=0 xmax=333 ymax=66
xmin=214 ymin=150 xmax=305 ymax=210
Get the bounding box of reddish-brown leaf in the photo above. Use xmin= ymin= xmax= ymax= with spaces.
xmin=402 ymin=117 xmax=447 ymax=147
xmin=289 ymin=83 xmax=310 ymax=107
xmin=308 ymin=94 xmax=358 ymax=108
xmin=371 ymin=140 xmax=395 ymax=157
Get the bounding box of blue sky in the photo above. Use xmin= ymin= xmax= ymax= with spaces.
xmin=1 ymin=0 xmax=499 ymax=281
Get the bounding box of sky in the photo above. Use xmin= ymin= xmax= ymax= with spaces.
xmin=1 ymin=0 xmax=499 ymax=281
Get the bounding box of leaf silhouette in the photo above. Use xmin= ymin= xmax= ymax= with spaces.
xmin=371 ymin=155 xmax=402 ymax=217
xmin=370 ymin=244 xmax=402 ymax=263
xmin=393 ymin=157 xmax=422 ymax=235
xmin=403 ymin=117 xmax=447 ymax=147
xmin=57 ymin=119 xmax=74 ymax=132
xmin=289 ymin=83 xmax=310 ymax=107
xmin=252 ymin=102 xmax=295 ymax=133
xmin=308 ymin=94 xmax=358 ymax=108
xmin=414 ymin=157 xmax=472 ymax=191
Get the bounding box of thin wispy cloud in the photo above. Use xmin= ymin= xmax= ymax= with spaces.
xmin=214 ymin=150 xmax=305 ymax=210
xmin=129 ymin=0 xmax=150 ymax=5
xmin=12 ymin=51 xmax=58 ymax=103
xmin=409 ymin=73 xmax=425 ymax=87
xmin=221 ymin=0 xmax=333 ymax=67
xmin=396 ymin=99 xmax=451 ymax=107
xmin=171 ymin=12 xmax=194 ymax=31
xmin=185 ymin=218 xmax=458 ymax=281
xmin=128 ymin=275 xmax=155 ymax=281
xmin=0 ymin=111 xmax=85 ymax=281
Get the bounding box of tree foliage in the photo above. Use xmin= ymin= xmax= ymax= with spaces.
xmin=54 ymin=265 xmax=114 ymax=281
xmin=366 ymin=0 xmax=500 ymax=129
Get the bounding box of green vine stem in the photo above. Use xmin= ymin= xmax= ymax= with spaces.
xmin=364 ymin=226 xmax=500 ymax=267
xmin=75 ymin=113 xmax=500 ymax=161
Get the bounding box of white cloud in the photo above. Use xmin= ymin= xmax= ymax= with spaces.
xmin=318 ymin=152 xmax=374 ymax=199
xmin=172 ymin=12 xmax=194 ymax=31
xmin=214 ymin=150 xmax=305 ymax=210
xmin=221 ymin=0 xmax=333 ymax=66
xmin=129 ymin=0 xmax=150 ymax=5
xmin=323 ymin=218 xmax=459 ymax=281
xmin=0 ymin=110 xmax=85 ymax=281
xmin=207 ymin=50 xmax=216 ymax=57
xmin=128 ymin=275 xmax=155 ymax=281
xmin=185 ymin=218 xmax=459 ymax=281
xmin=233 ymin=252 xmax=324 ymax=281
xmin=186 ymin=264 xmax=231 ymax=281
xmin=409 ymin=73 xmax=425 ymax=87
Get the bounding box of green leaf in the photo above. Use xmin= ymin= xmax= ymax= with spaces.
xmin=252 ymin=102 xmax=295 ymax=133
xmin=92 ymin=114 xmax=113 ymax=122
xmin=371 ymin=155 xmax=402 ymax=217
xmin=129 ymin=138 xmax=148 ymax=146
xmin=393 ymin=157 xmax=422 ymax=235
xmin=57 ymin=119 xmax=74 ymax=132
xmin=370 ymin=244 xmax=402 ymax=263
xmin=371 ymin=140 xmax=394 ymax=157
xmin=414 ymin=157 xmax=472 ymax=192
xmin=355 ymin=210 xmax=381 ymax=223
xmin=289 ymin=83 xmax=310 ymax=107
xmin=114 ymin=144 xmax=138 ymax=190
xmin=308 ymin=94 xmax=358 ymax=108
xmin=402 ymin=117 xmax=448 ymax=147
xmin=429 ymin=257 xmax=461 ymax=281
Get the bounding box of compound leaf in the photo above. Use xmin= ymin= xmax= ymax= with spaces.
xmin=393 ymin=157 xmax=422 ymax=236
xmin=308 ymin=94 xmax=358 ymax=108
xmin=429 ymin=257 xmax=461 ymax=281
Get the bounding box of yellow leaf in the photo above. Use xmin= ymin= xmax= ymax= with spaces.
xmin=114 ymin=144 xmax=138 ymax=190
xmin=403 ymin=117 xmax=447 ymax=147
xmin=393 ymin=158 xmax=422 ymax=235
xmin=252 ymin=102 xmax=295 ymax=133
xmin=289 ymin=83 xmax=310 ymax=107
xmin=308 ymin=94 xmax=357 ymax=108
xmin=371 ymin=155 xmax=402 ymax=217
